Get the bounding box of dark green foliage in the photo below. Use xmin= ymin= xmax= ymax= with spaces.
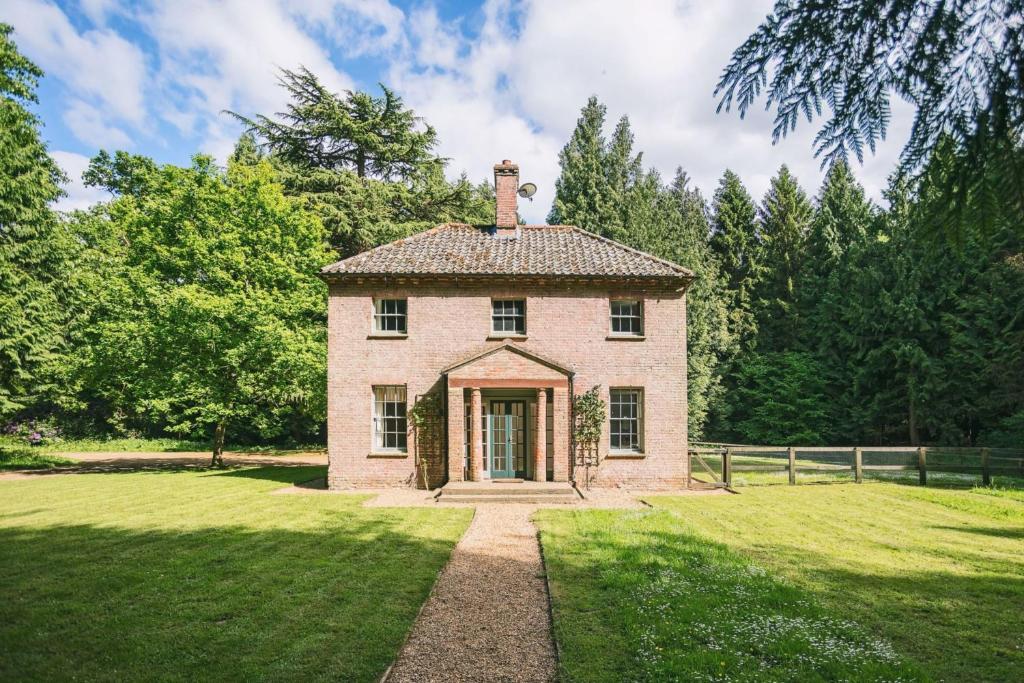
xmin=0 ymin=24 xmax=68 ymax=417
xmin=723 ymin=351 xmax=834 ymax=445
xmin=717 ymin=0 xmax=1024 ymax=237
xmin=229 ymin=67 xmax=438 ymax=180
xmin=709 ymin=170 xmax=760 ymax=350
xmin=550 ymin=98 xmax=733 ymax=437
xmin=68 ymin=156 xmax=332 ymax=462
xmin=754 ymin=165 xmax=813 ymax=350
xmin=229 ymin=68 xmax=492 ymax=255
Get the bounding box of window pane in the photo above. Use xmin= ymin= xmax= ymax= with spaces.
xmin=610 ymin=389 xmax=642 ymax=451
xmin=610 ymin=300 xmax=642 ymax=335
xmin=373 ymin=385 xmax=407 ymax=451
xmin=375 ymin=299 xmax=407 ymax=333
xmin=492 ymin=299 xmax=525 ymax=333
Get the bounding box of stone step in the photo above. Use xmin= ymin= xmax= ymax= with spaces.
xmin=442 ymin=487 xmax=574 ymax=496
xmin=437 ymin=493 xmax=578 ymax=505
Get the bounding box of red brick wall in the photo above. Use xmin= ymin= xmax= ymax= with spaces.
xmin=494 ymin=160 xmax=518 ymax=229
xmin=326 ymin=280 xmax=688 ymax=489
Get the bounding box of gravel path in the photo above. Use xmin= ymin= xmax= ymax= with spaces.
xmin=386 ymin=505 xmax=557 ymax=683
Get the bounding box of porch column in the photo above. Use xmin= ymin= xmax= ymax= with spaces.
xmin=469 ymin=388 xmax=483 ymax=481
xmin=552 ymin=386 xmax=570 ymax=482
xmin=446 ymin=386 xmax=465 ymax=482
xmin=534 ymin=388 xmax=547 ymax=481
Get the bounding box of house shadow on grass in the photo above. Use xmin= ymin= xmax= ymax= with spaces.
xmin=206 ymin=464 xmax=327 ymax=485
xmin=0 ymin=511 xmax=462 ymax=682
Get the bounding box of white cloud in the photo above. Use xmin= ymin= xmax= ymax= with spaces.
xmin=0 ymin=0 xmax=148 ymax=124
xmin=290 ymin=0 xmax=406 ymax=57
xmin=50 ymin=150 xmax=109 ymax=212
xmin=391 ymin=0 xmax=914 ymax=221
xmin=139 ymin=0 xmax=359 ymax=157
xmin=7 ymin=0 xmax=915 ymax=222
xmin=63 ymin=99 xmax=133 ymax=149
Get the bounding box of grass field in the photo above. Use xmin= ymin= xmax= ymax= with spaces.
xmin=0 ymin=466 xmax=471 ymax=682
xmin=0 ymin=444 xmax=75 ymax=470
xmin=537 ymin=484 xmax=1024 ymax=682
xmin=0 ymin=435 xmax=326 ymax=456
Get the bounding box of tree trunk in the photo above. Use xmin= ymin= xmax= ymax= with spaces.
xmin=908 ymin=394 xmax=920 ymax=447
xmin=211 ymin=421 xmax=226 ymax=468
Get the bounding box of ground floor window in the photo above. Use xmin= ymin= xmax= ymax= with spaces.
xmin=610 ymin=388 xmax=643 ymax=452
xmin=373 ymin=385 xmax=407 ymax=451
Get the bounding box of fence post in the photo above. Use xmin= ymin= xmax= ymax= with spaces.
xmin=854 ymin=447 xmax=863 ymax=484
xmin=918 ymin=446 xmax=927 ymax=486
xmin=723 ymin=448 xmax=732 ymax=488
xmin=788 ymin=447 xmax=796 ymax=485
xmin=981 ymin=447 xmax=991 ymax=486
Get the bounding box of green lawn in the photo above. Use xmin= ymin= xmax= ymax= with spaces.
xmin=0 ymin=435 xmax=326 ymax=456
xmin=0 ymin=444 xmax=75 ymax=470
xmin=537 ymin=484 xmax=1024 ymax=682
xmin=0 ymin=466 xmax=471 ymax=682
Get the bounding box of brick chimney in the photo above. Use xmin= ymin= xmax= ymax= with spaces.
xmin=494 ymin=159 xmax=519 ymax=230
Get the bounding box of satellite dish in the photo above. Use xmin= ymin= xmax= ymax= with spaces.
xmin=518 ymin=182 xmax=537 ymax=200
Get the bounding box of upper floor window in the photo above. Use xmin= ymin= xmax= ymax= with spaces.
xmin=610 ymin=388 xmax=643 ymax=452
xmin=374 ymin=298 xmax=407 ymax=333
xmin=492 ymin=299 xmax=526 ymax=335
xmin=373 ymin=385 xmax=407 ymax=452
xmin=610 ymin=299 xmax=643 ymax=336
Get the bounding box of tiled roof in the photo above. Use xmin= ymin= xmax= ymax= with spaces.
xmin=320 ymin=224 xmax=693 ymax=280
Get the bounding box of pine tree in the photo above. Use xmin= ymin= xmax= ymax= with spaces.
xmin=717 ymin=1 xmax=1024 ymax=237
xmin=709 ymin=170 xmax=760 ymax=350
xmin=755 ymin=165 xmax=812 ymax=350
xmin=229 ymin=68 xmax=493 ymax=256
xmin=229 ymin=68 xmax=437 ymax=180
xmin=653 ymin=170 xmax=733 ymax=438
xmin=548 ymin=96 xmax=615 ymax=231
xmin=0 ymin=24 xmax=68 ymax=416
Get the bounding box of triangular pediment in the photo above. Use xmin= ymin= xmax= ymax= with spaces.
xmin=443 ymin=343 xmax=572 ymax=380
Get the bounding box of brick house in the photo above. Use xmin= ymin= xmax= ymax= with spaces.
xmin=319 ymin=160 xmax=694 ymax=490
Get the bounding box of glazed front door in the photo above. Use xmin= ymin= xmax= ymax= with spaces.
xmin=488 ymin=400 xmax=527 ymax=478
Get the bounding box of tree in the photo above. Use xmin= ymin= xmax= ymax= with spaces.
xmin=0 ymin=24 xmax=68 ymax=417
xmin=229 ymin=69 xmax=492 ymax=255
xmin=229 ymin=67 xmax=437 ymax=180
xmin=73 ymin=156 xmax=331 ymax=465
xmin=709 ymin=170 xmax=760 ymax=350
xmin=754 ymin=165 xmax=812 ymax=350
xmin=726 ymin=351 xmax=834 ymax=445
xmin=652 ymin=171 xmax=733 ymax=438
xmin=549 ymin=96 xmax=616 ymax=230
xmin=549 ymin=98 xmax=658 ymax=245
xmin=716 ymin=0 xmax=1024 ymax=237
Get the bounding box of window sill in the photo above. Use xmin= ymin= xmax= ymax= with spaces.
xmin=606 ymin=334 xmax=646 ymax=341
xmin=367 ymin=333 xmax=408 ymax=339
xmin=606 ymin=451 xmax=646 ymax=459
xmin=487 ymin=334 xmax=528 ymax=341
xmin=367 ymin=451 xmax=409 ymax=458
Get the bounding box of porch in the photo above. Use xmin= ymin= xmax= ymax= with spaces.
xmin=443 ymin=343 xmax=572 ymax=484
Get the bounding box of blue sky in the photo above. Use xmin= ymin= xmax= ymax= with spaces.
xmin=3 ymin=0 xmax=913 ymax=222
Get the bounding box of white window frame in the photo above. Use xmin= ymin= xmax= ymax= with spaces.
xmin=609 ymin=388 xmax=644 ymax=453
xmin=373 ymin=298 xmax=407 ymax=334
xmin=610 ymin=299 xmax=643 ymax=336
xmin=372 ymin=385 xmax=408 ymax=452
xmin=491 ymin=299 xmax=526 ymax=335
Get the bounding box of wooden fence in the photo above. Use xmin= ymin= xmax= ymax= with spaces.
xmin=688 ymin=444 xmax=1024 ymax=489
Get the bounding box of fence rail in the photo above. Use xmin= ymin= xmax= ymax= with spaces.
xmin=688 ymin=444 xmax=1024 ymax=489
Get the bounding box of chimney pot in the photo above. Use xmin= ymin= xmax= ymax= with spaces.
xmin=493 ymin=159 xmax=519 ymax=230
